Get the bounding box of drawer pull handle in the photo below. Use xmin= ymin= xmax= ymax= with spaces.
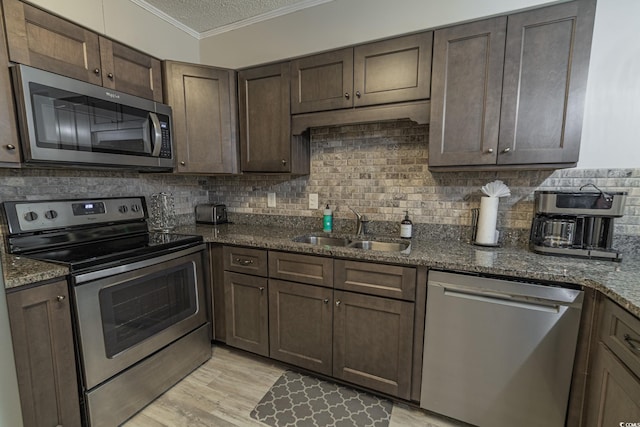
xmin=235 ymin=258 xmax=253 ymax=266
xmin=624 ymin=334 xmax=640 ymax=352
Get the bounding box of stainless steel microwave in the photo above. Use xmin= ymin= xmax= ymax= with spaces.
xmin=11 ymin=65 xmax=174 ymax=171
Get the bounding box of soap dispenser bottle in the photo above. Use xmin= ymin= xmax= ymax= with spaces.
xmin=323 ymin=204 xmax=333 ymax=232
xmin=400 ymin=210 xmax=412 ymax=239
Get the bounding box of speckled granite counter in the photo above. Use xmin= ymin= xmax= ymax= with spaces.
xmin=2 ymin=252 xmax=68 ymax=289
xmin=176 ymin=223 xmax=640 ymax=318
xmin=2 ymin=222 xmax=638 ymax=319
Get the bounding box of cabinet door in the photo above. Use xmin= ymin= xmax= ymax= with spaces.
xmin=333 ymin=290 xmax=414 ymax=399
xmin=428 ymin=17 xmax=506 ymax=167
xmin=163 ymin=61 xmax=238 ymax=174
xmin=269 ymin=279 xmax=333 ymax=375
xmin=3 ymin=0 xmax=102 ymax=85
xmin=498 ymin=0 xmax=593 ymax=165
xmin=238 ymin=62 xmax=292 ymax=172
xmin=99 ymin=37 xmax=163 ymax=102
xmin=585 ymin=343 xmax=640 ymax=427
xmin=0 ymin=0 xmax=21 ymax=165
xmin=224 ymin=272 xmax=269 ymax=356
xmin=7 ymin=280 xmax=82 ymax=427
xmin=290 ymin=48 xmax=353 ymax=114
xmin=353 ymin=32 xmax=432 ymax=107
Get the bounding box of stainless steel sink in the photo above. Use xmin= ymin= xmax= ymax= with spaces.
xmin=293 ymin=235 xmax=350 ymax=247
xmin=293 ymin=235 xmax=410 ymax=252
xmin=348 ymin=240 xmax=410 ymax=252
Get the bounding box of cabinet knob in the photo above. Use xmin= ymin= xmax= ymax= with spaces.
xmin=323 ymin=298 xmax=329 ymax=304
xmin=355 ymin=91 xmax=361 ymax=98
xmin=94 ymin=68 xmax=100 ymax=75
xmin=56 ymin=295 xmax=65 ymax=302
xmin=281 ymin=159 xmax=287 ymax=166
xmin=335 ymin=300 xmax=341 ymax=306
xmin=259 ymin=287 xmax=265 ymax=293
xmin=344 ymin=92 xmax=350 ymax=100
xmin=6 ymin=144 xmax=16 ymax=150
xmin=486 ymin=148 xmax=494 ymax=154
xmin=501 ymin=147 xmax=511 ymax=154
xmin=107 ymin=73 xmax=114 ymax=79
xmin=180 ymin=161 xmax=186 ymax=166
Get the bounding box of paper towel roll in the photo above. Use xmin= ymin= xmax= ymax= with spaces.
xmin=475 ymin=196 xmax=499 ymax=245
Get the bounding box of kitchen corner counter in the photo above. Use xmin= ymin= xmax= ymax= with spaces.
xmin=2 ymin=252 xmax=69 ymax=289
xmin=177 ymin=223 xmax=640 ymax=318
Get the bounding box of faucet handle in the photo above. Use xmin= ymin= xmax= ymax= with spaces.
xmin=348 ymin=206 xmax=362 ymax=220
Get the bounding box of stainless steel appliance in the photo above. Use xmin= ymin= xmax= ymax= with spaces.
xmin=11 ymin=65 xmax=174 ymax=171
xmin=196 ymin=203 xmax=228 ymax=224
xmin=530 ymin=189 xmax=627 ymax=261
xmin=421 ymin=271 xmax=584 ymax=427
xmin=3 ymin=197 xmax=210 ymax=427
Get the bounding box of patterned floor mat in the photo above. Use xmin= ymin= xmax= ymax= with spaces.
xmin=250 ymin=370 xmax=392 ymax=427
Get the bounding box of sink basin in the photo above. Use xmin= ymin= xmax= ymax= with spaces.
xmin=348 ymin=240 xmax=410 ymax=252
xmin=294 ymin=235 xmax=350 ymax=247
xmin=293 ymin=235 xmax=410 ymax=252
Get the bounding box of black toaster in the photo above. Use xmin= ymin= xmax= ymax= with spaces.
xmin=195 ymin=203 xmax=229 ymax=224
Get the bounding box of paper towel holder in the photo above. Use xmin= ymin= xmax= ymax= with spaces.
xmin=470 ymin=206 xmax=501 ymax=247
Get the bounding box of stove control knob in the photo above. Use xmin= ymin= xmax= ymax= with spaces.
xmin=130 ymin=204 xmax=140 ymax=213
xmin=24 ymin=211 xmax=38 ymax=221
xmin=118 ymin=205 xmax=128 ymax=214
xmin=44 ymin=210 xmax=58 ymax=220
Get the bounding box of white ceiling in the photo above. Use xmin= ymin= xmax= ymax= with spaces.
xmin=131 ymin=0 xmax=333 ymax=38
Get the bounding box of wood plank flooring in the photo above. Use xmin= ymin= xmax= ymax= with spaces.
xmin=124 ymin=345 xmax=463 ymax=427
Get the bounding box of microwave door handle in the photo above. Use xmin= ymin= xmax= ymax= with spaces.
xmin=148 ymin=112 xmax=162 ymax=157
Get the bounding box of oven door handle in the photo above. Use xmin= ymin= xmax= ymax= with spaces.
xmin=73 ymin=243 xmax=206 ymax=284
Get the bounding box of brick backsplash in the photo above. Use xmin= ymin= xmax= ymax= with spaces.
xmin=206 ymin=120 xmax=640 ymax=237
xmin=1 ymin=120 xmax=638 ymax=239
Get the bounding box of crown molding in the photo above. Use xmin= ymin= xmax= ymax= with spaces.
xmin=130 ymin=0 xmax=333 ymax=40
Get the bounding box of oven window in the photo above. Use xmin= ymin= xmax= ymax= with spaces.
xmin=99 ymin=262 xmax=197 ymax=358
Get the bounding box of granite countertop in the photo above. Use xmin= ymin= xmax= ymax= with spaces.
xmin=176 ymin=223 xmax=640 ymax=318
xmin=1 ymin=251 xmax=69 ymax=289
xmin=3 ymin=222 xmax=638 ymax=319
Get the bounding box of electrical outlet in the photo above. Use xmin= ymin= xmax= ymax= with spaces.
xmin=267 ymin=192 xmax=276 ymax=208
xmin=309 ymin=193 xmax=319 ymax=210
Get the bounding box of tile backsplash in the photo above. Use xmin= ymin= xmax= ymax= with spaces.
xmin=1 ymin=120 xmax=638 ymax=240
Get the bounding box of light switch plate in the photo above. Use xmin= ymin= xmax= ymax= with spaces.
xmin=267 ymin=192 xmax=276 ymax=208
xmin=309 ymin=193 xmax=319 ymax=210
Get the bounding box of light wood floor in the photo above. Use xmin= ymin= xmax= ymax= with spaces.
xmin=124 ymin=345 xmax=463 ymax=427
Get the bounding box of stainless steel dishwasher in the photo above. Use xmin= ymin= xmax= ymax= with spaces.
xmin=420 ymin=271 xmax=584 ymax=427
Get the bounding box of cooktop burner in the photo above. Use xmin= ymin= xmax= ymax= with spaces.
xmin=3 ymin=197 xmax=203 ymax=273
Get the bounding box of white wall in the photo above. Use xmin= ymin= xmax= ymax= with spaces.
xmin=577 ymin=0 xmax=640 ymax=168
xmin=199 ymin=0 xmax=560 ymax=68
xmin=23 ymin=0 xmax=199 ymax=62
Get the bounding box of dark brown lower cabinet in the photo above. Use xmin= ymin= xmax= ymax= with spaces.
xmin=268 ymin=279 xmax=333 ymax=375
xmin=585 ymin=343 xmax=640 ymax=426
xmin=6 ymin=280 xmax=81 ymax=427
xmin=223 ymin=271 xmax=269 ymax=356
xmin=333 ymin=290 xmax=414 ymax=400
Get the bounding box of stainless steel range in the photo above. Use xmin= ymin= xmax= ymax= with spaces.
xmin=3 ymin=197 xmax=211 ymax=427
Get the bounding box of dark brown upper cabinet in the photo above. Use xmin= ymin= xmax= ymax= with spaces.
xmin=163 ymin=61 xmax=239 ymax=174
xmin=429 ymin=0 xmax=596 ymax=170
xmin=0 ymin=0 xmax=20 ymax=166
xmin=238 ymin=62 xmax=310 ymax=174
xmin=291 ymin=32 xmax=432 ymax=114
xmin=3 ymin=0 xmax=163 ymax=102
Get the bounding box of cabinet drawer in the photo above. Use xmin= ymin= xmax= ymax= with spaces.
xmin=223 ymin=246 xmax=268 ymax=277
xmin=599 ymin=298 xmax=640 ymax=379
xmin=334 ymin=260 xmax=416 ymax=301
xmin=269 ymin=251 xmax=333 ymax=287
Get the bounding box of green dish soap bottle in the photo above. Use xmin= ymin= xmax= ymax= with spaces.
xmin=323 ymin=204 xmax=333 ymax=232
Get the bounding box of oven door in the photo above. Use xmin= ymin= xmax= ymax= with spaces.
xmin=73 ymin=245 xmax=207 ymax=390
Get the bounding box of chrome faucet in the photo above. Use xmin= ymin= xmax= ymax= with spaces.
xmin=348 ymin=207 xmax=370 ymax=235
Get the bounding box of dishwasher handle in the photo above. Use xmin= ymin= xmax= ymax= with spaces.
xmin=443 ymin=289 xmax=564 ymax=313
